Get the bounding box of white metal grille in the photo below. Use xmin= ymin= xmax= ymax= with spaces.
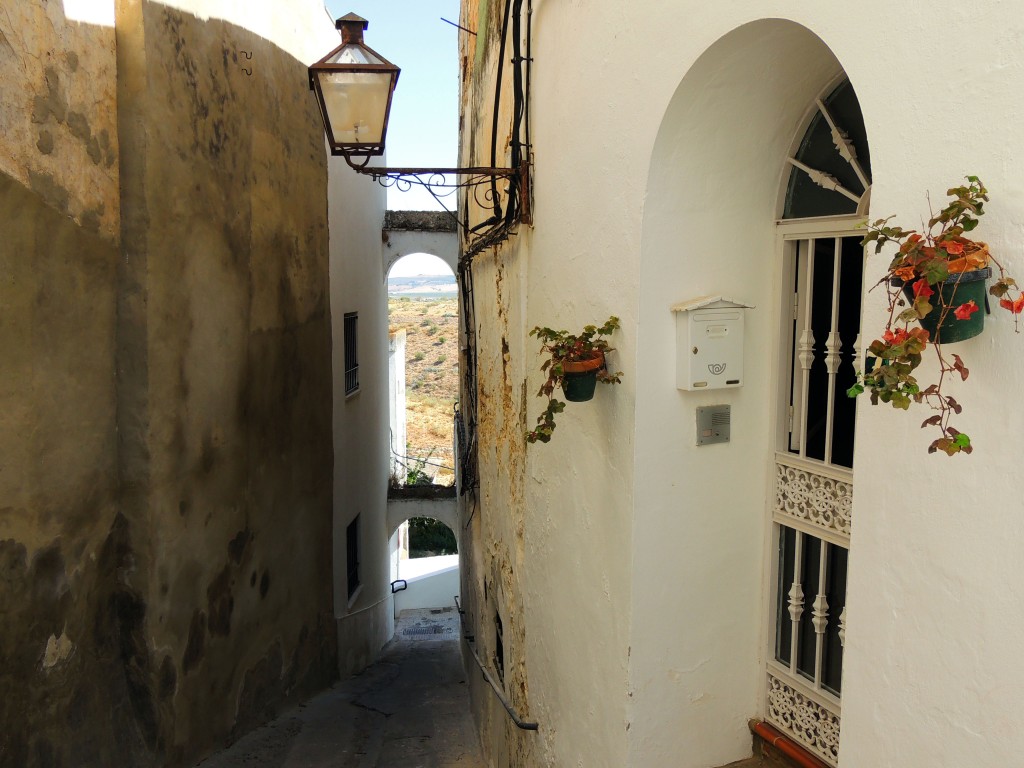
xmin=766 ymin=671 xmax=842 ymax=765
xmin=775 ymin=458 xmax=852 ymax=539
xmin=768 ymin=233 xmax=861 ymax=767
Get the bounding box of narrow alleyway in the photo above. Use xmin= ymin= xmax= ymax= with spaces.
xmin=196 ymin=608 xmax=485 ymax=768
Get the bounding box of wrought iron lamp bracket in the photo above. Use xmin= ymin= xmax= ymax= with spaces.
xmin=342 ymin=154 xmax=532 ymax=244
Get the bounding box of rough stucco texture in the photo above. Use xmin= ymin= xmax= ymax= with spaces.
xmin=0 ymin=167 xmax=123 ymax=768
xmin=0 ymin=0 xmax=120 ymax=240
xmin=0 ymin=3 xmax=336 ymax=767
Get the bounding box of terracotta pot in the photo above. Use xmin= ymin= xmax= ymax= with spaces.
xmin=559 ymin=351 xmax=605 ymax=402
xmin=560 ymin=351 xmax=605 ymax=375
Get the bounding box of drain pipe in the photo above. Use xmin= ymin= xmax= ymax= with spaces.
xmin=455 ymin=596 xmax=539 ymax=731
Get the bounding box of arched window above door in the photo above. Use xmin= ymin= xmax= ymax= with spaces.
xmin=783 ymin=79 xmax=871 ymax=219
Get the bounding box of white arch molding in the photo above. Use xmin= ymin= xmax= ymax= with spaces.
xmin=386 ymin=496 xmax=460 ymax=546
xmin=381 ymin=211 xmax=459 ymax=279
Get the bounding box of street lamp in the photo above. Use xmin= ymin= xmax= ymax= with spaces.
xmin=308 ymin=13 xmax=400 ymax=159
xmin=308 ymin=11 xmax=532 ymax=257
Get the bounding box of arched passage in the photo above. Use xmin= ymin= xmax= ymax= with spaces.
xmin=382 ymin=210 xmax=458 ymax=278
xmin=386 ymin=496 xmax=459 ymax=541
xmin=387 ymin=506 xmax=461 ymax=614
xmin=630 ymin=19 xmax=865 ymax=768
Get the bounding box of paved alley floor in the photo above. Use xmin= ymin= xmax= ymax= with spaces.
xmin=196 ymin=608 xmax=485 ymax=768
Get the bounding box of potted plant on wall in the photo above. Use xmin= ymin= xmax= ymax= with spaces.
xmin=525 ymin=316 xmax=623 ymax=444
xmin=848 ymin=176 xmax=1022 ymax=455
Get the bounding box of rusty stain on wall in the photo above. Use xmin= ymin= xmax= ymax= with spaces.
xmin=456 ymin=0 xmax=541 ymax=763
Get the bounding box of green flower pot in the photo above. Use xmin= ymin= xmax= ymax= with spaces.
xmin=562 ymin=371 xmax=598 ymax=402
xmin=896 ymin=267 xmax=991 ymax=344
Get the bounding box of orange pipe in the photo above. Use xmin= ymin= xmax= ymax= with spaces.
xmin=751 ymin=720 xmax=831 ymax=768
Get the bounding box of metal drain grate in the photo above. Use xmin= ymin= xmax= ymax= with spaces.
xmin=403 ymin=626 xmax=453 ymax=636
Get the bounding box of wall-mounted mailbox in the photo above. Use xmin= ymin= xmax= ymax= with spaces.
xmin=671 ymin=295 xmax=752 ymax=391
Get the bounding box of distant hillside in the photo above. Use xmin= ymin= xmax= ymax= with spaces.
xmin=388 ymin=274 xmax=458 ymax=297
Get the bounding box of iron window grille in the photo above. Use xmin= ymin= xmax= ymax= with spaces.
xmin=344 ymin=312 xmax=359 ymax=395
xmin=346 ymin=515 xmax=360 ymax=599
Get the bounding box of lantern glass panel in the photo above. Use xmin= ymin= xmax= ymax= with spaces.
xmin=327 ymin=43 xmax=385 ymax=66
xmin=317 ymin=70 xmax=392 ymax=145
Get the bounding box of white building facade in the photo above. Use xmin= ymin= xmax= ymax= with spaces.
xmin=456 ymin=2 xmax=1024 ymax=766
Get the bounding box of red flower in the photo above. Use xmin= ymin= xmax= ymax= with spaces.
xmin=1000 ymin=294 xmax=1024 ymax=314
xmin=912 ymin=278 xmax=934 ymax=298
xmin=954 ymin=301 xmax=979 ymax=320
xmin=883 ymin=328 xmax=909 ymax=346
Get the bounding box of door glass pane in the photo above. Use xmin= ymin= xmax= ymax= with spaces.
xmin=829 ymin=237 xmax=864 ymax=468
xmin=775 ymin=525 xmax=797 ymax=665
xmin=797 ymin=536 xmax=822 ymax=680
xmin=804 ymin=241 xmax=836 ymax=461
xmin=822 ymin=545 xmax=848 ymax=695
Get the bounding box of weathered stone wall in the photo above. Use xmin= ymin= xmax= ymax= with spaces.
xmin=0 ymin=168 xmax=123 ymax=768
xmin=116 ymin=1 xmax=337 ymax=762
xmin=0 ymin=2 xmax=339 ymax=766
xmin=0 ymin=4 xmax=124 ymax=765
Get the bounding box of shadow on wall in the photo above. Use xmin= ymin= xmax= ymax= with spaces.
xmin=0 ymin=3 xmax=338 ymax=767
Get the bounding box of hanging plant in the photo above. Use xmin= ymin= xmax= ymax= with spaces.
xmin=848 ymin=176 xmax=1022 ymax=455
xmin=525 ymin=316 xmax=623 ymax=444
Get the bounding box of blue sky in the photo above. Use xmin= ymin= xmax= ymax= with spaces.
xmin=324 ymin=0 xmax=460 ymax=213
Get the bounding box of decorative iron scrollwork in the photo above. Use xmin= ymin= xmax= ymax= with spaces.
xmin=775 ymin=460 xmax=852 ymax=537
xmin=766 ymin=673 xmax=841 ymax=765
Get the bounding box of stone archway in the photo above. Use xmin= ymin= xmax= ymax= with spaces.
xmin=382 ymin=210 xmax=458 ymax=278
xmin=387 ymin=494 xmax=459 ymax=544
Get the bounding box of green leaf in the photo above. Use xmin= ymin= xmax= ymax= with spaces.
xmin=922 ymin=260 xmax=950 ymax=284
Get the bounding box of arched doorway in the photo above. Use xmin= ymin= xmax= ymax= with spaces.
xmin=634 ymin=19 xmax=868 ymax=768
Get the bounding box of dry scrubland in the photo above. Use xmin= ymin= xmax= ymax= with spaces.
xmin=389 ymin=297 xmax=459 ymax=481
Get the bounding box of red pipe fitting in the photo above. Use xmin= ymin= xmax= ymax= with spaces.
xmin=751 ymin=720 xmax=831 ymax=768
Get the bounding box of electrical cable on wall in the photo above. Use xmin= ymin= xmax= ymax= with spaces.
xmin=456 ymin=0 xmax=531 ymax=499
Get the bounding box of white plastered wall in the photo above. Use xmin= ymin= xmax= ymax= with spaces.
xmin=328 ymin=158 xmax=393 ymax=676
xmin=480 ymin=1 xmax=1024 ymax=766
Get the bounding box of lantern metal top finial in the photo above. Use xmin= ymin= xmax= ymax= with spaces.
xmin=336 ymin=13 xmax=368 ymax=44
